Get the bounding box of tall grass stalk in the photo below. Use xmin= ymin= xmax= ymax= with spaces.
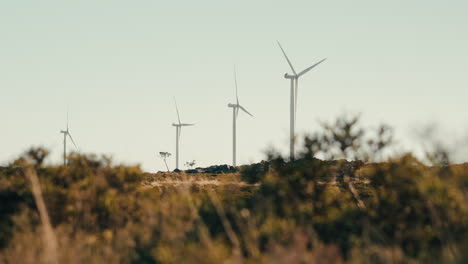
xmin=24 ymin=167 xmax=58 ymax=264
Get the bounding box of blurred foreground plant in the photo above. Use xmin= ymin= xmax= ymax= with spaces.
xmin=0 ymin=115 xmax=467 ymax=264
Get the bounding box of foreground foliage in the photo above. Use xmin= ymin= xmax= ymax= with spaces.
xmin=0 ymin=116 xmax=467 ymax=263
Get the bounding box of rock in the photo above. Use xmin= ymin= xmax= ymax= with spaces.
xmin=201 ymin=164 xmax=237 ymax=174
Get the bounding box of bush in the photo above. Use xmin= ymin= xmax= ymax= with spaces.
xmin=0 ymin=116 xmax=467 ymax=263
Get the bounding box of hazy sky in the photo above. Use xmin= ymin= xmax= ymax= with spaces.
xmin=1 ymin=0 xmax=467 ymax=171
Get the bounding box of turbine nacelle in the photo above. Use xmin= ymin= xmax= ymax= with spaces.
xmin=227 ymin=103 xmax=238 ymax=108
xmin=172 ymin=123 xmax=194 ymax=127
xmin=284 ymin=73 xmax=296 ymax=79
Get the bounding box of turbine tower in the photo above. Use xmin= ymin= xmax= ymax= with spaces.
xmin=60 ymin=111 xmax=78 ymax=166
xmin=227 ymin=68 xmax=253 ymax=167
xmin=172 ymin=98 xmax=194 ymax=170
xmin=277 ymin=41 xmax=326 ymax=161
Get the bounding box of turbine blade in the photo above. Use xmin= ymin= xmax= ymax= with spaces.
xmin=66 ymin=107 xmax=69 ymax=131
xmin=277 ymin=41 xmax=297 ymax=75
xmin=67 ymin=132 xmax=78 ymax=150
xmin=235 ymin=106 xmax=239 ymax=119
xmin=234 ymin=66 xmax=239 ymax=105
xmin=239 ymin=105 xmax=253 ymax=117
xmin=294 ymin=79 xmax=298 ymax=125
xmin=173 ymin=97 xmax=181 ymax=125
xmin=297 ymin=58 xmax=327 ymax=77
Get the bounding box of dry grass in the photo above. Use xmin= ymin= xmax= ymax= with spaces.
xmin=1 ymin=115 xmax=467 ymax=263
xmin=143 ymin=172 xmax=256 ymax=189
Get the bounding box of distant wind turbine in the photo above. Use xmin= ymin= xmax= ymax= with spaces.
xmin=227 ymin=67 xmax=253 ymax=167
xmin=277 ymin=41 xmax=326 ymax=160
xmin=172 ymin=98 xmax=194 ymax=170
xmin=60 ymin=111 xmax=78 ymax=166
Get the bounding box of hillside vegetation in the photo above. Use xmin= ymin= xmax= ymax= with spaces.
xmin=1 ymin=115 xmax=467 ymax=264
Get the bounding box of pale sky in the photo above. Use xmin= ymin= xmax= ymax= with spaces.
xmin=1 ymin=0 xmax=467 ymax=171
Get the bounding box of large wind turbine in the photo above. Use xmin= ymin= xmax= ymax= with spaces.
xmin=277 ymin=41 xmax=326 ymax=160
xmin=172 ymin=98 xmax=194 ymax=170
xmin=60 ymin=112 xmax=78 ymax=166
xmin=227 ymin=68 xmax=253 ymax=167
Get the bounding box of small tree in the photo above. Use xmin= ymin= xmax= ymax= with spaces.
xmin=159 ymin=152 xmax=171 ymax=172
xmin=184 ymin=160 xmax=196 ymax=169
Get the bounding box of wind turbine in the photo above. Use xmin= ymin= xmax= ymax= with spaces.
xmin=227 ymin=68 xmax=253 ymax=167
xmin=60 ymin=111 xmax=78 ymax=166
xmin=277 ymin=41 xmax=326 ymax=160
xmin=172 ymin=98 xmax=194 ymax=170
